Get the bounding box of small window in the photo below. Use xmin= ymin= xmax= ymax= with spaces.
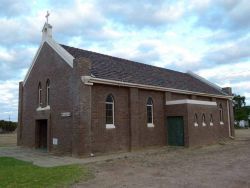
xmin=194 ymin=114 xmax=198 ymax=127
xmin=38 ymin=82 xmax=42 ymax=106
xmin=46 ymin=79 xmax=50 ymax=106
xmin=202 ymin=114 xmax=206 ymax=126
xmin=210 ymin=114 xmax=213 ymax=126
xmin=219 ymin=104 xmax=224 ymax=124
xmin=147 ymin=97 xmax=154 ymax=127
xmin=105 ymin=94 xmax=115 ymax=129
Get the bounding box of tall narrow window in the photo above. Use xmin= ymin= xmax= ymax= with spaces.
xmin=147 ymin=97 xmax=154 ymax=127
xmin=194 ymin=114 xmax=198 ymax=127
xmin=202 ymin=114 xmax=206 ymax=126
xmin=105 ymin=94 xmax=115 ymax=128
xmin=46 ymin=79 xmax=50 ymax=106
xmin=38 ymin=82 xmax=42 ymax=106
xmin=219 ymin=104 xmax=224 ymax=124
xmin=210 ymin=114 xmax=213 ymax=126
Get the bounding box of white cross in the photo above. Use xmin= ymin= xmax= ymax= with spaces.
xmin=45 ymin=11 xmax=50 ymax=23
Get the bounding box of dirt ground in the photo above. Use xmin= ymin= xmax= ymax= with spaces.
xmin=75 ymin=129 xmax=250 ymax=188
xmin=0 ymin=132 xmax=17 ymax=147
xmin=1 ymin=130 xmax=250 ymax=188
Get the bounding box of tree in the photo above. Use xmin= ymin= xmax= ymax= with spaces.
xmin=234 ymin=108 xmax=248 ymax=121
xmin=233 ymin=94 xmax=249 ymax=127
xmin=233 ymin=94 xmax=246 ymax=109
xmin=0 ymin=120 xmax=17 ymax=132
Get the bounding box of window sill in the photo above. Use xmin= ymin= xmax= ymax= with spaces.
xmin=194 ymin=123 xmax=198 ymax=127
xmin=36 ymin=105 xmax=50 ymax=111
xmin=147 ymin=123 xmax=154 ymax=128
xmin=106 ymin=124 xmax=115 ymax=129
xmin=220 ymin=121 xmax=224 ymax=125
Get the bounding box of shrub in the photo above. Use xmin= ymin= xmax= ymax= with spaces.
xmin=0 ymin=120 xmax=17 ymax=132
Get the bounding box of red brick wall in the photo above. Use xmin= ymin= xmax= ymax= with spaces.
xmin=187 ymin=103 xmax=229 ymax=147
xmin=90 ymin=86 xmax=166 ymax=154
xmin=19 ymin=43 xmax=234 ymax=156
xmin=138 ymin=89 xmax=166 ymax=147
xmin=165 ymin=98 xmax=230 ymax=147
xmin=91 ymin=84 xmax=130 ymax=153
xmin=20 ymin=43 xmax=74 ymax=154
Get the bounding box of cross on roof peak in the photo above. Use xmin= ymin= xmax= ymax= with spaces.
xmin=45 ymin=11 xmax=50 ymax=24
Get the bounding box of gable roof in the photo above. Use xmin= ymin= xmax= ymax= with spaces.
xmin=61 ymin=44 xmax=227 ymax=96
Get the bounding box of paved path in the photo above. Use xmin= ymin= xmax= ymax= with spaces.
xmin=0 ymin=145 xmax=170 ymax=167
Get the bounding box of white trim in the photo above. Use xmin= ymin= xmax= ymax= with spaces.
xmin=46 ymin=80 xmax=50 ymax=106
xmin=81 ymin=76 xmax=232 ymax=99
xmin=36 ymin=105 xmax=50 ymax=111
xmin=194 ymin=122 xmax=198 ymax=127
xmin=23 ymin=38 xmax=74 ymax=86
xmin=220 ymin=121 xmax=224 ymax=125
xmin=187 ymin=71 xmax=226 ymax=94
xmin=81 ymin=76 xmax=93 ymax=85
xmin=210 ymin=122 xmax=214 ymax=126
xmin=147 ymin=123 xmax=154 ymax=128
xmin=46 ymin=38 xmax=74 ymax=67
xmin=227 ymin=100 xmax=231 ymax=136
xmin=23 ymin=43 xmax=44 ymax=85
xmin=105 ymin=95 xmax=115 ymax=125
xmin=38 ymin=83 xmax=42 ymax=106
xmin=106 ymin=124 xmax=115 ymax=129
xmin=146 ymin=98 xmax=154 ymax=125
xmin=165 ymin=99 xmax=217 ymax=106
xmin=202 ymin=114 xmax=206 ymax=126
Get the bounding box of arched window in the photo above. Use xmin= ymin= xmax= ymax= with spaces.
xmin=219 ymin=104 xmax=224 ymax=124
xmin=38 ymin=82 xmax=42 ymax=106
xmin=46 ymin=79 xmax=50 ymax=106
xmin=147 ymin=97 xmax=154 ymax=127
xmin=210 ymin=114 xmax=213 ymax=126
xmin=202 ymin=114 xmax=206 ymax=126
xmin=194 ymin=113 xmax=198 ymax=127
xmin=105 ymin=94 xmax=115 ymax=127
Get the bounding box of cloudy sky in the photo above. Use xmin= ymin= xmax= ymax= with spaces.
xmin=0 ymin=0 xmax=250 ymax=121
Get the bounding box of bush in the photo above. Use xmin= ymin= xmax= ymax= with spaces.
xmin=0 ymin=120 xmax=17 ymax=132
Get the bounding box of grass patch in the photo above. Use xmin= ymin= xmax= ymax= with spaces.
xmin=0 ymin=157 xmax=93 ymax=188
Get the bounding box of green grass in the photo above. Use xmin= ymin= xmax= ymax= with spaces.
xmin=0 ymin=157 xmax=93 ymax=188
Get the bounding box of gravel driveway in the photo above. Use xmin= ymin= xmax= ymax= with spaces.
xmin=74 ymin=129 xmax=250 ymax=188
xmin=1 ymin=130 xmax=250 ymax=188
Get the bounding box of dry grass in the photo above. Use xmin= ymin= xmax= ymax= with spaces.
xmin=0 ymin=132 xmax=17 ymax=147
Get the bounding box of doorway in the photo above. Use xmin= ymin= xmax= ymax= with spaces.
xmin=36 ymin=120 xmax=48 ymax=150
xmin=167 ymin=116 xmax=184 ymax=146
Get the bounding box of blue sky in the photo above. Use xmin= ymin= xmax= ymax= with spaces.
xmin=0 ymin=0 xmax=250 ymax=121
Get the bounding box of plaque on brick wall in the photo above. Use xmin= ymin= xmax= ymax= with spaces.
xmin=53 ymin=138 xmax=58 ymax=145
xmin=60 ymin=112 xmax=71 ymax=117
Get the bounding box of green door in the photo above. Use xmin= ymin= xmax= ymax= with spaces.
xmin=167 ymin=116 xmax=184 ymax=146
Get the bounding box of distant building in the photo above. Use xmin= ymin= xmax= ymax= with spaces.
xmin=17 ymin=23 xmax=235 ymax=156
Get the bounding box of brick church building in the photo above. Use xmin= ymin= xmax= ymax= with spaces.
xmin=17 ymin=23 xmax=235 ymax=157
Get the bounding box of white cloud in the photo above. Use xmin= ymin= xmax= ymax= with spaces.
xmin=0 ymin=80 xmax=19 ymax=120
xmin=197 ymin=61 xmax=250 ymax=81
xmin=0 ymin=0 xmax=250 ymax=121
xmin=229 ymin=81 xmax=250 ymax=90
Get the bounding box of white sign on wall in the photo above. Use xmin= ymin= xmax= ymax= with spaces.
xmin=53 ymin=138 xmax=58 ymax=145
xmin=60 ymin=112 xmax=71 ymax=117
